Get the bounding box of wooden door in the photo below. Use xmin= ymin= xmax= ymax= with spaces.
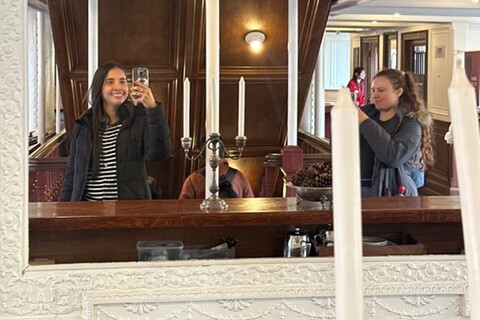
xmin=361 ymin=35 xmax=379 ymax=101
xmin=401 ymin=31 xmax=428 ymax=102
xmin=383 ymin=32 xmax=398 ymax=69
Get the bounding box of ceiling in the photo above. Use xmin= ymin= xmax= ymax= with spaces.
xmin=327 ymin=0 xmax=480 ymax=33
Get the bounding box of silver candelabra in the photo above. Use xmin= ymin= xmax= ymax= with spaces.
xmin=181 ymin=133 xmax=247 ymax=210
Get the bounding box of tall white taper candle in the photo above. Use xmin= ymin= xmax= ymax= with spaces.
xmin=287 ymin=0 xmax=298 ymax=145
xmin=238 ymin=76 xmax=245 ymax=137
xmin=205 ymin=0 xmax=220 ymax=197
xmin=331 ymin=88 xmax=363 ymax=320
xmin=88 ymin=0 xmax=98 ymax=90
xmin=210 ymin=75 xmax=218 ymax=132
xmin=206 ymin=0 xmax=220 ymax=135
xmin=183 ymin=77 xmax=190 ymax=138
xmin=448 ymin=60 xmax=480 ymax=319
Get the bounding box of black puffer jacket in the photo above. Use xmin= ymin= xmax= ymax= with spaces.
xmin=59 ymin=102 xmax=171 ymax=201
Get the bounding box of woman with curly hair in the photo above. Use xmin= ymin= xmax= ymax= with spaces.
xmin=358 ymin=68 xmax=435 ymax=196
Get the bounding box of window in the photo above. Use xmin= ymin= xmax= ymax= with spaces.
xmin=27 ymin=1 xmax=57 ymax=144
xmin=323 ymin=33 xmax=351 ymax=89
xmin=301 ymin=33 xmax=350 ymax=138
xmin=383 ymin=32 xmax=398 ymax=69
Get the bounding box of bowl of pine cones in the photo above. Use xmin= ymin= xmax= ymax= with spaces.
xmin=288 ymin=160 xmax=333 ymax=203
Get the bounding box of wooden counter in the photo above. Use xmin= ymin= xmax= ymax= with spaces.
xmin=29 ymin=196 xmax=464 ymax=264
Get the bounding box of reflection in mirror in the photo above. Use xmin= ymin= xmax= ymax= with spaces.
xmin=27 ymin=1 xmax=66 ymax=203
xmin=28 ymin=0 xmax=459 ymax=267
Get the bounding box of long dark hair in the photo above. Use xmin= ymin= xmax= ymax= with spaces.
xmin=352 ymin=67 xmax=365 ymax=81
xmin=373 ymin=68 xmax=435 ymax=170
xmin=82 ymin=61 xmax=127 ymax=176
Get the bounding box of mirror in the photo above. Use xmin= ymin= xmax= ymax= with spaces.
xmin=28 ymin=0 xmax=459 ymax=266
xmin=2 ymin=1 xmax=474 ymax=318
xmin=28 ymin=0 xmax=330 ymax=201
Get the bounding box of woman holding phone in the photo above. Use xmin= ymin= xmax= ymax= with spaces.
xmin=358 ymin=68 xmax=434 ymax=197
xmin=59 ymin=61 xmax=171 ymax=201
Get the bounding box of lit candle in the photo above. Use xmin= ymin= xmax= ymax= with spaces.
xmin=287 ymin=0 xmax=298 ymax=145
xmin=331 ymin=87 xmax=363 ymax=319
xmin=448 ymin=60 xmax=480 ymax=319
xmin=183 ymin=77 xmax=190 ymax=138
xmin=238 ymin=76 xmax=245 ymax=137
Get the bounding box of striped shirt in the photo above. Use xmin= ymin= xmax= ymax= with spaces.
xmin=83 ymin=123 xmax=122 ymax=201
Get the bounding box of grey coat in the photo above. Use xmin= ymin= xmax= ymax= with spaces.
xmin=59 ymin=101 xmax=171 ymax=201
xmin=360 ymin=103 xmax=429 ymax=196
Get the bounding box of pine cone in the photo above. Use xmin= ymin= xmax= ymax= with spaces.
xmin=291 ymin=159 xmax=333 ymax=188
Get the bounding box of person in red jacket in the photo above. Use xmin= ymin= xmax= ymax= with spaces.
xmin=347 ymin=67 xmax=366 ymax=107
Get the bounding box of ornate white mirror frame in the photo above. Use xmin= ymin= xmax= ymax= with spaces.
xmin=0 ymin=1 xmax=471 ymax=319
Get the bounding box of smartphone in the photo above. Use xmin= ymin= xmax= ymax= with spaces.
xmin=132 ymin=67 xmax=149 ymax=99
xmin=132 ymin=67 xmax=149 ymax=85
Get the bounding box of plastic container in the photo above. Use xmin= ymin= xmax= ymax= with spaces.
xmin=137 ymin=240 xmax=184 ymax=261
xmin=182 ymin=246 xmax=235 ymax=260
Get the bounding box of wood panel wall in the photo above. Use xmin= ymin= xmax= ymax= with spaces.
xmin=422 ymin=119 xmax=453 ymax=195
xmin=48 ymin=0 xmax=332 ymax=198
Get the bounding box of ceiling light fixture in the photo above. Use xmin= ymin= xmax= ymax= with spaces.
xmin=245 ymin=30 xmax=265 ymax=52
xmin=325 ymin=27 xmax=365 ymax=32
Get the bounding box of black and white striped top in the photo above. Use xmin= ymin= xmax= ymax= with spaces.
xmin=83 ymin=123 xmax=122 ymax=201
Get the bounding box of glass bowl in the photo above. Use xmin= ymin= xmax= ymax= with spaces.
xmin=286 ymin=182 xmax=333 ymax=204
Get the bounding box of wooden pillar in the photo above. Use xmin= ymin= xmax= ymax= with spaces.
xmin=281 ymin=145 xmax=303 ymax=197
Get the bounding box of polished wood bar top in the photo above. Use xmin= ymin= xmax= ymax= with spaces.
xmin=29 ymin=196 xmax=461 ymax=231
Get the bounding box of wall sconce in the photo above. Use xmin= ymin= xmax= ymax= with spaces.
xmin=245 ymin=30 xmax=265 ymax=52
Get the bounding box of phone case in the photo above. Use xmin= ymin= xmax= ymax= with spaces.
xmin=132 ymin=67 xmax=149 ymax=85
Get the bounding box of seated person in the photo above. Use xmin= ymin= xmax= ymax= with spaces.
xmin=179 ymin=157 xmax=254 ymax=199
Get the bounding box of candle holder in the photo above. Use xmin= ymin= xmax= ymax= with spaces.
xmin=181 ymin=133 xmax=247 ymax=211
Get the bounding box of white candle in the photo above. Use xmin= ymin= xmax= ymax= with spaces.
xmin=287 ymin=0 xmax=298 ymax=145
xmin=238 ymin=76 xmax=245 ymax=137
xmin=205 ymin=0 xmax=220 ymax=197
xmin=206 ymin=0 xmax=220 ymax=135
xmin=448 ymin=60 xmax=480 ymax=319
xmin=211 ymin=75 xmax=219 ymax=133
xmin=88 ymin=0 xmax=98 ymax=91
xmin=183 ymin=77 xmax=190 ymax=138
xmin=331 ymin=87 xmax=363 ymax=319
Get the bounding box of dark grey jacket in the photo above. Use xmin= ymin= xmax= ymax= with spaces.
xmin=59 ymin=102 xmax=171 ymax=201
xmin=360 ymin=103 xmax=429 ymax=196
